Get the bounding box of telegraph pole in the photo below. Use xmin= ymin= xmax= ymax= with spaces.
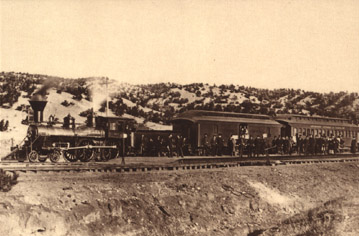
xmin=106 ymin=77 xmax=109 ymax=116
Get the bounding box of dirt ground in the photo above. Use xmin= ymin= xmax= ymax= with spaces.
xmin=0 ymin=162 xmax=358 ymax=236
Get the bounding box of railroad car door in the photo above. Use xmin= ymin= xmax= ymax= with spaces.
xmin=280 ymin=125 xmax=291 ymax=137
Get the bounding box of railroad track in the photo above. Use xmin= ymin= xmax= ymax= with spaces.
xmin=1 ymin=154 xmax=358 ymax=173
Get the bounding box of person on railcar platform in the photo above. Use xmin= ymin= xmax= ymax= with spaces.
xmin=339 ymin=135 xmax=345 ymax=152
xmin=297 ymin=135 xmax=303 ymax=155
xmin=328 ymin=136 xmax=334 ymax=154
xmin=237 ymin=136 xmax=245 ymax=158
xmin=147 ymin=138 xmax=154 ymax=156
xmin=304 ymin=136 xmax=310 ymax=155
xmin=247 ymin=136 xmax=254 ymax=158
xmin=323 ymin=135 xmax=329 ymax=155
xmin=283 ymin=137 xmax=289 ymax=155
xmin=276 ymin=136 xmax=283 ymax=155
xmin=228 ymin=134 xmax=236 ymax=156
xmin=210 ymin=135 xmax=217 ymax=156
xmin=272 ymin=136 xmax=278 ymax=154
xmin=202 ymin=133 xmax=210 ymax=156
xmin=254 ymin=136 xmax=261 ymax=157
xmin=216 ymin=134 xmax=224 ymax=156
xmin=176 ymin=134 xmax=184 ymax=158
xmin=350 ymin=138 xmax=357 ymax=154
xmin=139 ymin=134 xmax=146 ymax=156
xmin=261 ymin=136 xmax=267 ymax=156
xmin=182 ymin=137 xmax=190 ymax=156
xmin=166 ymin=134 xmax=174 ymax=158
xmin=288 ymin=136 xmax=294 ymax=155
xmin=227 ymin=134 xmax=233 ymax=156
xmin=314 ymin=135 xmax=321 ymax=155
xmin=154 ymin=136 xmax=162 ymax=157
xmin=334 ymin=136 xmax=339 ymax=154
xmin=308 ymin=135 xmax=315 ymax=155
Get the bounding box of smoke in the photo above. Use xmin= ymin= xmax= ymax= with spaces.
xmin=88 ymin=77 xmax=109 ymax=112
xmin=31 ymin=77 xmax=57 ymax=101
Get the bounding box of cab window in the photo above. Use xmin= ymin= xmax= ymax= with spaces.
xmin=109 ymin=122 xmax=117 ymax=131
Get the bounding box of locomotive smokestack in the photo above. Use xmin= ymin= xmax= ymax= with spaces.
xmin=29 ymin=77 xmax=56 ymax=123
xmin=29 ymin=94 xmax=47 ymax=123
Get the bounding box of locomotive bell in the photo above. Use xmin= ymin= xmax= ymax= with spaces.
xmin=29 ymin=99 xmax=47 ymax=123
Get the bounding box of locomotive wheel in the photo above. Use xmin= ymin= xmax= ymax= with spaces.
xmin=93 ymin=149 xmax=102 ymax=162
xmin=49 ymin=150 xmax=61 ymax=163
xmin=110 ymin=147 xmax=119 ymax=159
xmin=102 ymin=141 xmax=118 ymax=161
xmin=78 ymin=140 xmax=94 ymax=162
xmin=28 ymin=150 xmax=39 ymax=162
xmin=102 ymin=148 xmax=112 ymax=162
xmin=63 ymin=150 xmax=78 ymax=162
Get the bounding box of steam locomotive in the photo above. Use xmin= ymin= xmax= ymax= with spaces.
xmin=13 ymin=96 xmax=136 ymax=162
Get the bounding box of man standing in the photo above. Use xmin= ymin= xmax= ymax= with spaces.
xmin=217 ymin=134 xmax=224 ymax=156
xmin=297 ymin=135 xmax=303 ymax=155
xmin=139 ymin=134 xmax=146 ymax=156
xmin=228 ymin=135 xmax=236 ymax=156
xmin=211 ymin=135 xmax=217 ymax=156
xmin=155 ymin=136 xmax=162 ymax=157
xmin=350 ymin=137 xmax=357 ymax=154
xmin=176 ymin=135 xmax=184 ymax=158
xmin=308 ymin=135 xmax=315 ymax=155
xmin=167 ymin=134 xmax=174 ymax=158
xmin=254 ymin=136 xmax=261 ymax=157
xmin=272 ymin=136 xmax=277 ymax=154
xmin=247 ymin=136 xmax=254 ymax=158
xmin=237 ymin=136 xmax=245 ymax=158
xmin=202 ymin=133 xmax=210 ymax=156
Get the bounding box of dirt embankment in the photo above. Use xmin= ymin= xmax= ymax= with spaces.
xmin=0 ymin=163 xmax=359 ymax=236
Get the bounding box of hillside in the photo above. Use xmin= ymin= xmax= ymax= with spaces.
xmin=1 ymin=163 xmax=359 ymax=235
xmin=0 ymin=71 xmax=359 ymax=155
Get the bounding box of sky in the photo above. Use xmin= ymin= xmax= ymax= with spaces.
xmin=1 ymin=0 xmax=359 ymax=93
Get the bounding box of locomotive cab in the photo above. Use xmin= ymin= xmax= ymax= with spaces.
xmin=95 ymin=115 xmax=136 ymax=139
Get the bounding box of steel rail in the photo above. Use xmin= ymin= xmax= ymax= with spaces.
xmin=0 ymin=155 xmax=358 ymax=174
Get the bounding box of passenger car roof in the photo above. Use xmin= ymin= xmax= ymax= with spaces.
xmin=172 ymin=110 xmax=282 ymax=126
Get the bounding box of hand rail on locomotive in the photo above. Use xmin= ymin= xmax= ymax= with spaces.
xmin=42 ymin=143 xmax=117 ymax=151
xmin=65 ymin=145 xmax=117 ymax=150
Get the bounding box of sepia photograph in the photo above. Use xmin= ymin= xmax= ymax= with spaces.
xmin=0 ymin=0 xmax=359 ymax=235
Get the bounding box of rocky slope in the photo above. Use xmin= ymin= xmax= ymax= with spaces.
xmin=0 ymin=162 xmax=358 ymax=236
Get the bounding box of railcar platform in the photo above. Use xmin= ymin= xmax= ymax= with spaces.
xmin=2 ymin=153 xmax=359 ymax=166
xmin=0 ymin=153 xmax=358 ymax=173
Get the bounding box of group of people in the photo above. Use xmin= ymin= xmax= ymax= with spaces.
xmin=202 ymin=134 xmax=270 ymax=157
xmin=138 ymin=134 xmax=187 ymax=158
xmin=136 ymin=132 xmax=358 ymax=158
xmin=290 ymin=134 xmax=345 ymax=155
xmin=202 ymin=133 xmax=359 ymax=158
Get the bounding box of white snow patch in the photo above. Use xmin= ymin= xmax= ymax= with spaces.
xmin=170 ymin=88 xmax=201 ymax=104
xmin=278 ymin=95 xmax=288 ymax=106
xmin=298 ymin=96 xmax=313 ymax=106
